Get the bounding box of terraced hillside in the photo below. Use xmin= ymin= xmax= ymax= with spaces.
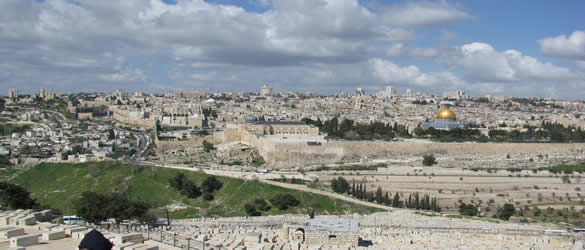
xmin=10 ymin=162 xmax=382 ymax=218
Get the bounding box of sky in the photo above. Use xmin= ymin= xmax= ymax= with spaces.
xmin=1 ymin=0 xmax=585 ymax=99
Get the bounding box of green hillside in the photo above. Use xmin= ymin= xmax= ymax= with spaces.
xmin=10 ymin=162 xmax=382 ymax=218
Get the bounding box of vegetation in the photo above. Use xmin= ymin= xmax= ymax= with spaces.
xmin=169 ymin=173 xmax=202 ymax=199
xmin=347 ymin=182 xmax=441 ymax=212
xmin=302 ymin=117 xmax=407 ymax=140
xmin=539 ymin=164 xmax=585 ymax=174
xmin=74 ymin=191 xmax=150 ymax=224
xmin=0 ymin=182 xmax=39 ymax=210
xmin=202 ymin=140 xmax=215 ymax=153
xmin=415 ymin=121 xmax=585 ymax=143
xmin=10 ymin=162 xmax=383 ymax=218
xmin=0 ymin=123 xmax=31 ymax=136
xmin=422 ymin=154 xmax=437 ymax=166
xmin=330 ymin=177 xmax=350 ymax=194
xmin=459 ymin=203 xmax=478 ymax=216
xmin=414 ymin=127 xmax=485 ymax=142
xmin=269 ymin=193 xmax=300 ymax=210
xmin=308 ymin=163 xmax=387 ymax=172
xmin=496 ymin=203 xmax=515 ymax=220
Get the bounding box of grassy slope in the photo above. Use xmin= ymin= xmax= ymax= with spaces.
xmin=10 ymin=162 xmax=382 ymax=218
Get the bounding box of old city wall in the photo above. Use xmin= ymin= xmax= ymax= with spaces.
xmin=112 ymin=112 xmax=156 ymax=128
xmin=154 ymin=135 xmax=219 ymax=154
xmin=247 ymin=139 xmax=585 ymax=168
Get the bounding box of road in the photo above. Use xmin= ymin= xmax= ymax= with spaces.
xmin=259 ymin=180 xmax=392 ymax=211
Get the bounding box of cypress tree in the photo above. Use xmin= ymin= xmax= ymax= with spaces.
xmin=414 ymin=193 xmax=420 ymax=210
xmin=376 ymin=186 xmax=383 ymax=204
xmin=392 ymin=193 xmax=401 ymax=207
xmin=384 ymin=192 xmax=391 ymax=206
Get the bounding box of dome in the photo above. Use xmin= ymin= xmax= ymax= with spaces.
xmin=436 ymin=108 xmax=456 ymax=119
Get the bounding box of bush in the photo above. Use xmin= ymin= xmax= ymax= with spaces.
xmin=0 ymin=182 xmax=39 ymax=210
xmin=497 ymin=203 xmax=515 ymax=220
xmin=423 ymin=154 xmax=437 ymax=166
xmin=201 ymin=176 xmax=223 ymax=193
xmin=331 ymin=177 xmax=350 ymax=193
xmin=244 ymin=203 xmax=261 ymax=216
xmin=169 ymin=173 xmax=201 ymax=199
xmin=459 ymin=203 xmax=478 ymax=216
xmin=202 ymin=140 xmax=215 ymax=153
xmin=203 ymin=193 xmax=214 ymax=201
xmin=253 ymin=198 xmax=271 ymax=211
xmin=270 ymin=194 xmax=300 ymax=210
xmin=74 ymin=191 xmax=150 ymax=224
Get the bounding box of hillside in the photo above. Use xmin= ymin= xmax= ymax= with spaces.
xmin=10 ymin=162 xmax=382 ymax=218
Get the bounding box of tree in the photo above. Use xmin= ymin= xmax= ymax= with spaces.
xmin=392 ymin=193 xmax=401 ymax=207
xmin=169 ymin=173 xmax=187 ymax=191
xmin=497 ymin=203 xmax=515 ymax=220
xmin=331 ymin=177 xmax=350 ymax=194
xmin=75 ymin=192 xmax=109 ymax=224
xmin=108 ymin=129 xmax=116 ymax=140
xmin=423 ymin=154 xmax=437 ymax=166
xmin=244 ymin=203 xmax=261 ymax=216
xmin=0 ymin=182 xmax=39 ymax=210
xmin=459 ymin=203 xmax=478 ymax=216
xmin=253 ymin=198 xmax=271 ymax=211
xmin=270 ymin=194 xmax=300 ymax=210
xmin=202 ymin=140 xmax=215 ymax=153
xmin=375 ymin=186 xmax=384 ymax=204
xmin=181 ymin=181 xmax=202 ymax=199
xmin=74 ymin=192 xmax=150 ymax=225
xmin=201 ymin=176 xmax=223 ymax=193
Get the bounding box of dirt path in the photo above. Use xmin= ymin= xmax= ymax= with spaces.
xmin=259 ymin=180 xmax=392 ymax=211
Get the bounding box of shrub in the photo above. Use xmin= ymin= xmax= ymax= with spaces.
xmin=270 ymin=194 xmax=300 ymax=210
xmin=203 ymin=193 xmax=214 ymax=201
xmin=422 ymin=154 xmax=437 ymax=166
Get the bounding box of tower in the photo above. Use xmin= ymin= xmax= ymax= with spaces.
xmin=261 ymin=84 xmax=274 ymax=97
xmin=39 ymin=88 xmax=45 ymax=99
xmin=384 ymin=86 xmax=396 ymax=98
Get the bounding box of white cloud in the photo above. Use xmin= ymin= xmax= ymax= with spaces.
xmin=442 ymin=42 xmax=578 ymax=82
xmin=386 ymin=43 xmax=404 ymax=57
xmin=540 ymin=30 xmax=585 ymax=59
xmin=99 ymin=68 xmax=146 ymax=82
xmin=410 ymin=47 xmax=440 ymax=59
xmin=382 ymin=2 xmax=471 ymax=27
xmin=370 ymin=58 xmax=465 ymax=88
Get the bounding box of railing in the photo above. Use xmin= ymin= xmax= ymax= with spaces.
xmin=93 ymin=223 xmax=225 ymax=250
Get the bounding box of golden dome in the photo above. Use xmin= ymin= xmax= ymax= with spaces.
xmin=436 ymin=108 xmax=456 ymax=119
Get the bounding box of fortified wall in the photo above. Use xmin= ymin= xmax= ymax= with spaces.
xmin=219 ymin=125 xmax=585 ymax=168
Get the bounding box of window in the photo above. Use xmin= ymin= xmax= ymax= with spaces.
xmin=328 ymin=235 xmax=337 ymax=239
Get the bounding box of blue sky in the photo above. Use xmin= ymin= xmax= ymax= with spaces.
xmin=1 ymin=0 xmax=584 ymax=99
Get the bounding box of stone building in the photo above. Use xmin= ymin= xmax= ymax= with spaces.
xmin=243 ymin=120 xmax=319 ymax=136
xmin=160 ymin=107 xmax=204 ymax=128
xmin=261 ymin=84 xmax=274 ymax=97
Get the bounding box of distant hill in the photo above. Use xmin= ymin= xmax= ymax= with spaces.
xmin=10 ymin=162 xmax=381 ymax=218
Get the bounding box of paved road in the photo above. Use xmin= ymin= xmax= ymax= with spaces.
xmin=259 ymin=179 xmax=392 ymax=211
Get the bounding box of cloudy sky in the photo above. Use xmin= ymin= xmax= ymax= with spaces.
xmin=1 ymin=0 xmax=585 ymax=99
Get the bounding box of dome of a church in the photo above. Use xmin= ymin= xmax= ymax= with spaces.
xmin=436 ymin=108 xmax=456 ymax=119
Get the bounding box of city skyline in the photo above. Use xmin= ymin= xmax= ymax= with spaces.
xmin=1 ymin=0 xmax=585 ymax=99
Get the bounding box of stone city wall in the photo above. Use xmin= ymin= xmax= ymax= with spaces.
xmin=235 ymin=130 xmax=585 ymax=168
xmin=112 ymin=111 xmax=156 ymax=128
xmin=154 ymin=135 xmax=219 ymax=154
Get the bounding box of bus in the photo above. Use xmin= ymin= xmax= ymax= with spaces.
xmin=63 ymin=216 xmax=84 ymax=224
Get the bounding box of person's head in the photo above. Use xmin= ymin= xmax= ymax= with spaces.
xmin=78 ymin=229 xmax=113 ymax=250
